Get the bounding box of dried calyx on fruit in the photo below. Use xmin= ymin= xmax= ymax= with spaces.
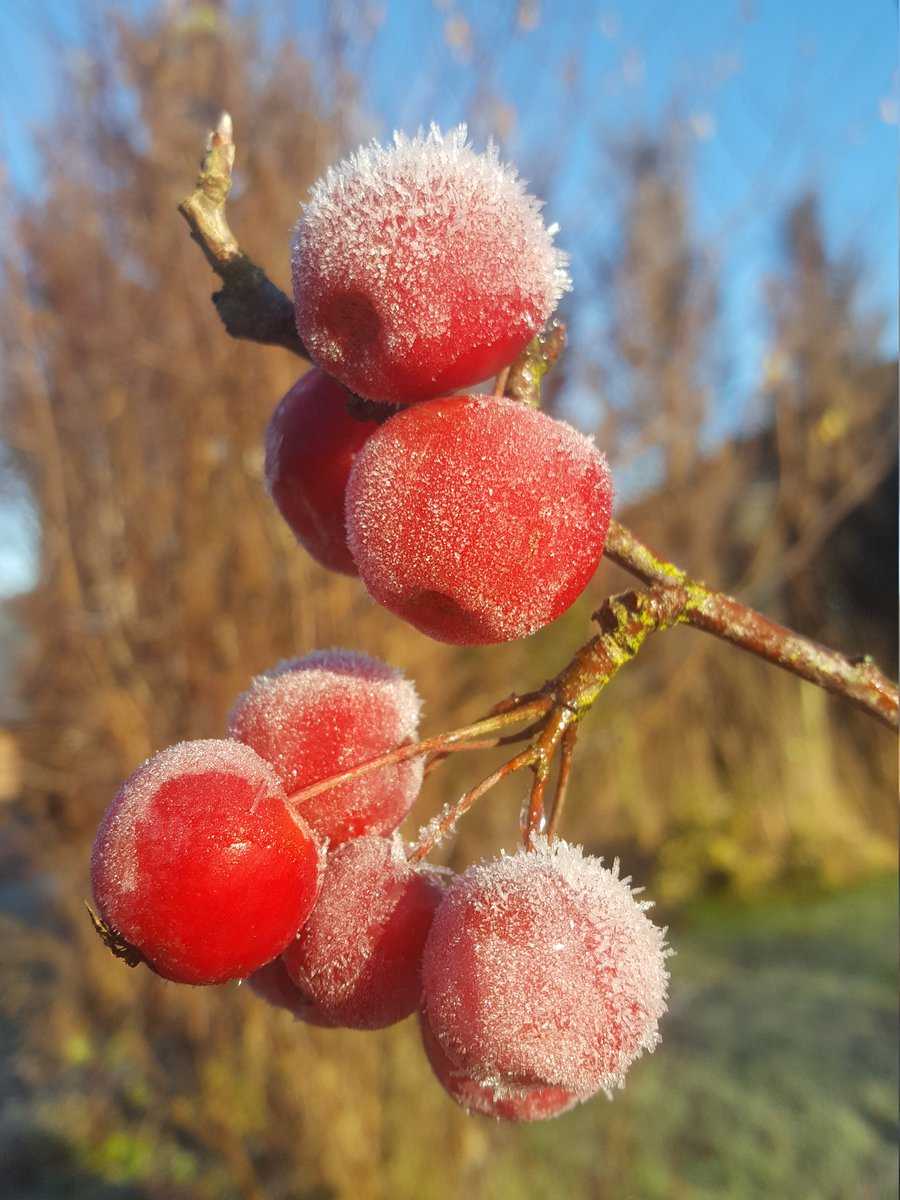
xmin=91 ymin=739 xmax=322 ymax=985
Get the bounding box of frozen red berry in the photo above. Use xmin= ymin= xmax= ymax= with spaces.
xmin=292 ymin=125 xmax=570 ymax=404
xmin=265 ymin=368 xmax=382 ymax=575
xmin=228 ymin=650 xmax=423 ymax=846
xmin=346 ymin=395 xmax=613 ymax=644
xmin=421 ymin=839 xmax=669 ymax=1099
xmin=91 ymin=740 xmax=323 ymax=986
xmin=282 ymin=835 xmax=446 ymax=1029
xmin=247 ymin=957 xmax=336 ymax=1027
xmin=418 ymin=1013 xmax=578 ymax=1122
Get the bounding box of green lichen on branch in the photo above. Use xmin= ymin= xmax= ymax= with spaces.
xmin=603 ymin=521 xmax=897 ymax=728
xmin=605 ymin=520 xmax=689 ymax=587
xmin=556 ymin=586 xmax=687 ymax=711
xmin=502 ymin=319 xmax=567 ymax=407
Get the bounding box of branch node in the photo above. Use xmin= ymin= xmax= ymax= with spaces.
xmin=503 ymin=319 xmax=567 ymax=407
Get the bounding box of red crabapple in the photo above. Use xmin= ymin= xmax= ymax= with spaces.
xmin=418 ymin=1013 xmax=579 ymax=1122
xmin=91 ymin=740 xmax=322 ymax=986
xmin=292 ymin=125 xmax=570 ymax=404
xmin=421 ymin=838 xmax=669 ymax=1099
xmin=228 ymin=649 xmax=423 ymax=846
xmin=281 ymin=835 xmax=446 ymax=1029
xmin=265 ymin=368 xmax=382 ymax=575
xmin=345 ymin=395 xmax=613 ymax=644
xmin=247 ymin=957 xmax=336 ymax=1027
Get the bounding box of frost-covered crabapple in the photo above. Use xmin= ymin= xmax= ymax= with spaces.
xmin=281 ymin=835 xmax=445 ymax=1029
xmin=228 ymin=650 xmax=423 ymax=846
xmin=346 ymin=395 xmax=613 ymax=644
xmin=292 ymin=125 xmax=570 ymax=404
xmin=91 ymin=740 xmax=322 ymax=986
xmin=247 ymin=957 xmax=336 ymax=1027
xmin=418 ymin=1013 xmax=578 ymax=1122
xmin=265 ymin=368 xmax=382 ymax=575
xmin=421 ymin=838 xmax=669 ymax=1099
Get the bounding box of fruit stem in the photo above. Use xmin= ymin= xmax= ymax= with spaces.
xmin=546 ymin=723 xmax=578 ymax=839
xmin=285 ymin=697 xmax=551 ymax=808
xmin=408 ymin=746 xmax=537 ymax=864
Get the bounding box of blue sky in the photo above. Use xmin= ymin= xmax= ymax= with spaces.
xmin=0 ymin=0 xmax=896 ymax=595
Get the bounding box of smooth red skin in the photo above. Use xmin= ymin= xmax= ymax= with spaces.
xmin=346 ymin=395 xmax=614 ymax=644
xmin=281 ymin=837 xmax=444 ymax=1030
xmin=298 ymin=281 xmax=540 ymax=404
xmin=91 ymin=767 xmax=321 ymax=986
xmin=422 ymin=873 xmax=648 ymax=1093
xmin=418 ymin=1013 xmax=577 ymax=1122
xmin=247 ymin=958 xmax=337 ymax=1027
xmin=265 ymin=369 xmax=381 ymax=575
xmin=229 ymin=675 xmax=421 ymax=848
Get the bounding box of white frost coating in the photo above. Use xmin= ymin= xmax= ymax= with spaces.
xmin=421 ymin=837 xmax=671 ymax=1100
xmin=228 ymin=649 xmax=424 ymax=841
xmin=418 ymin=1010 xmax=579 ymax=1122
xmin=413 ymin=799 xmax=461 ymax=852
xmin=96 ymin=739 xmax=284 ymax=896
xmin=285 ymin=833 xmax=445 ymax=1028
xmin=292 ymin=124 xmax=571 ymax=397
xmin=346 ymin=396 xmax=614 ymax=644
xmin=237 ymin=648 xmax=422 ymax=747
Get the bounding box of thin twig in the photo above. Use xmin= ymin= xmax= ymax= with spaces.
xmin=546 ymin=723 xmax=578 ymax=839
xmin=422 ymin=740 xmax=505 ymax=773
xmin=522 ymin=705 xmax=576 ymax=843
xmin=422 ymin=686 xmax=550 ymax=776
xmin=177 ymin=113 xmax=308 ymax=358
xmin=604 ymin=521 xmax=898 ymax=729
xmin=423 ymin=712 xmax=550 ymax=777
xmin=286 ymin=697 xmax=551 ymax=807
xmin=408 ymin=747 xmax=537 ymax=864
xmin=422 ymin=724 xmax=542 ymax=776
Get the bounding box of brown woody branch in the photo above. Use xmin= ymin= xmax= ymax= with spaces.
xmin=604 ymin=522 xmax=897 ymax=729
xmin=177 ymin=115 xmax=898 ymax=854
xmin=177 ymin=113 xmax=308 ymax=358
